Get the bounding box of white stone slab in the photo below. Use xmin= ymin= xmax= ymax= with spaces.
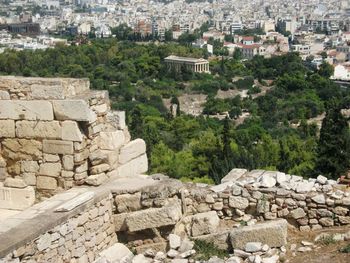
xmin=0 ymin=186 xmax=35 ymax=210
xmin=54 ymin=191 xmax=94 ymax=212
xmin=0 ymin=100 xmax=54 ymax=120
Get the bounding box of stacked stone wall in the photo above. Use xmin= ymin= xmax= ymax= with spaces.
xmin=111 ymin=170 xmax=350 ymax=252
xmin=0 ymin=189 xmax=116 ymax=263
xmin=1 ymin=170 xmax=350 ymax=262
xmin=0 ymin=76 xmax=147 ymax=210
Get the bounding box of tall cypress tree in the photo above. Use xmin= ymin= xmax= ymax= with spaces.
xmin=222 ymin=116 xmax=233 ymax=158
xmin=316 ymin=101 xmax=350 ymax=179
xmin=130 ymin=105 xmax=143 ymax=139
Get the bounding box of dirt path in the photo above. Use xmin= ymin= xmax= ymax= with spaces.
xmin=286 ymin=226 xmax=350 ymax=263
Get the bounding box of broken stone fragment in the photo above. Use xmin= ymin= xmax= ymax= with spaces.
xmin=85 ymin=173 xmax=108 ymax=186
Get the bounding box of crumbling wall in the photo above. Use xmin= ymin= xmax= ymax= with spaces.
xmin=1 ymin=169 xmax=350 ymax=262
xmin=111 ymin=170 xmax=350 ymax=252
xmin=0 ymin=76 xmax=147 ymax=210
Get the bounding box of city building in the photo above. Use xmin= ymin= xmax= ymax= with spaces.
xmin=240 ymin=44 xmax=266 ymax=59
xmin=332 ymin=64 xmax=350 ymax=81
xmin=0 ymin=23 xmax=40 ymax=35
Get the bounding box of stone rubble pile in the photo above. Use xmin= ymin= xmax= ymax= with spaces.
xmin=93 ymin=232 xmax=285 ymax=263
xmin=0 ymin=77 xmax=148 ymax=210
xmin=202 ymin=169 xmax=350 ymax=231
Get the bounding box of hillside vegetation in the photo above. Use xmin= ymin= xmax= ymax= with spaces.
xmin=0 ymin=39 xmax=349 ymax=183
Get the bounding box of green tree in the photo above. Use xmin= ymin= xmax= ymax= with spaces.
xmin=129 ymin=105 xmax=143 ymax=138
xmin=233 ymin=48 xmax=242 ymax=61
xmin=170 ymin=96 xmax=181 ymax=116
xmin=316 ymin=101 xmax=350 ymax=179
xmin=318 ymin=62 xmax=334 ymax=79
xmin=222 ymin=117 xmax=233 ymax=159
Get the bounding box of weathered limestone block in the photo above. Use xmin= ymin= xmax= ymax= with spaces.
xmin=134 ymin=242 xmax=167 ymax=254
xmin=92 ymin=150 xmax=118 ymax=170
xmin=311 ymin=194 xmax=326 ymax=204
xmin=230 ymin=219 xmax=288 ymax=249
xmin=36 ymin=176 xmax=57 ymax=190
xmin=119 ymin=139 xmax=147 ymax=164
xmin=23 ymin=173 xmax=36 ymax=186
xmin=295 ymin=181 xmax=314 ymax=193
xmin=63 ymin=78 xmax=90 ymax=96
xmin=39 ymin=163 xmax=62 ymax=177
xmin=339 ymin=216 xmax=350 ymax=224
xmin=188 ymin=211 xmax=220 ymax=237
xmin=74 ymin=172 xmax=88 ymax=181
xmin=75 ymin=161 xmax=88 ymax=173
xmin=85 ymin=173 xmax=108 ymax=186
xmin=91 ymin=103 xmax=108 ymax=115
xmin=0 ymin=76 xmax=90 ymax=98
xmin=52 ymin=100 xmax=96 ymax=122
xmin=229 ymin=196 xmax=249 ymax=210
xmin=258 ymin=171 xmax=277 ymax=188
xmin=334 ymin=206 xmax=349 ymax=216
xmin=99 ymin=243 xmax=133 ymax=263
xmin=257 ymin=199 xmax=270 ymax=214
xmin=90 ymin=164 xmax=110 ymax=175
xmin=290 ymin=208 xmax=306 ymax=219
xmin=0 ymin=120 xmax=15 ymax=137
xmin=2 ymin=139 xmax=42 ymax=160
xmin=319 ymin=217 xmax=334 ymax=227
xmin=115 ymin=192 xmax=142 ymax=213
xmin=113 ymin=213 xmax=128 ymax=232
xmin=117 ymin=153 xmax=148 ymax=177
xmin=221 ymin=168 xmax=247 ymax=183
xmin=30 ymin=83 xmax=65 ymax=100
xmin=61 ymin=121 xmax=83 ymax=142
xmin=125 ymin=201 xmax=182 ymax=232
xmin=89 ymin=150 xmax=109 ymax=166
xmin=16 ymin=120 xmax=61 ymax=139
xmin=62 ymin=155 xmax=74 ymax=171
xmin=61 ymin=170 xmax=74 ymax=178
xmin=0 ymin=185 xmax=35 ymax=210
xmin=43 ymin=154 xmax=60 ymax=162
xmin=0 ymin=100 xmax=53 ymax=120
xmin=74 ymin=149 xmax=89 ymax=164
xmin=108 ymin=111 xmax=126 ymax=130
xmin=0 ymin=90 xmax=10 ymax=99
xmin=54 ymin=191 xmax=94 ymax=212
xmin=99 ymin=131 xmax=125 ymax=150
xmin=193 ymin=231 xmax=231 ymax=250
xmin=43 ymin=140 xmax=73 ymax=155
xmin=4 ymin=177 xmax=27 ymax=188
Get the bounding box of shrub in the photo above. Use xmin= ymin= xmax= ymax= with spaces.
xmin=316 ymin=234 xmax=336 ymax=245
xmin=193 ymin=240 xmax=229 ymax=260
xmin=340 ymin=244 xmax=350 ymax=253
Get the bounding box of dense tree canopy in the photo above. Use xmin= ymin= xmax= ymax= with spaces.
xmin=0 ymin=39 xmax=349 ymax=182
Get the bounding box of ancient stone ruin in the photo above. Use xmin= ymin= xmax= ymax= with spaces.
xmin=0 ymin=76 xmax=147 ymax=209
xmin=0 ymin=77 xmax=350 ymax=263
